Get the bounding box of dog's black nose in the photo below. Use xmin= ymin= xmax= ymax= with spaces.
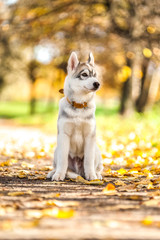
xmin=93 ymin=82 xmax=100 ymax=89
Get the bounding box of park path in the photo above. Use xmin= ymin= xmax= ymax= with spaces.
xmin=0 ymin=123 xmax=160 ymax=239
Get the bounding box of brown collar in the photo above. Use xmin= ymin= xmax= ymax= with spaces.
xmin=67 ymin=97 xmax=87 ymax=109
xmin=59 ymin=88 xmax=87 ymax=109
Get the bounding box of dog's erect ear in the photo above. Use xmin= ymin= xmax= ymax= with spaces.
xmin=67 ymin=52 xmax=79 ymax=73
xmin=88 ymin=52 xmax=94 ymax=66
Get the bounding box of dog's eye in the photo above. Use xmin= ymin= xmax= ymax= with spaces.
xmin=81 ymin=73 xmax=88 ymax=77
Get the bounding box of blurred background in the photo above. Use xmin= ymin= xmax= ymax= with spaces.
xmin=0 ymin=0 xmax=160 ymax=130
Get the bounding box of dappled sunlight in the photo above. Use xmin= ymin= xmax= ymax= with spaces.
xmin=0 ymin=116 xmax=160 ymax=183
xmin=0 ymin=0 xmax=160 ymax=238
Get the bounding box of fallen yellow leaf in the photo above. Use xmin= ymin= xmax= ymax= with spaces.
xmin=39 ymin=166 xmax=53 ymax=171
xmin=105 ymin=183 xmax=116 ymax=191
xmin=141 ymin=216 xmax=153 ymax=226
xmin=0 ymin=207 xmax=6 ymax=216
xmin=89 ymin=179 xmax=104 ymax=185
xmin=104 ymin=168 xmax=111 ymax=174
xmin=0 ymin=220 xmax=13 ymax=230
xmin=44 ymin=193 xmax=60 ymax=198
xmin=143 ymin=48 xmax=152 ymax=58
xmin=147 ymin=182 xmax=154 ymax=189
xmin=17 ymin=170 xmax=30 ymax=179
xmin=8 ymin=191 xmax=32 ymax=196
xmin=36 ymin=175 xmax=46 ymax=180
xmin=129 ymin=169 xmax=139 ymax=174
xmin=102 ymin=183 xmax=117 ymax=194
xmin=75 ymin=176 xmax=104 ymax=185
xmin=20 ymin=219 xmax=40 ymax=229
xmin=42 ymin=208 xmax=75 ymax=219
xmin=25 ymin=207 xmax=75 ymax=219
xmin=53 ymin=208 xmax=75 ymax=219
xmin=0 ymin=159 xmax=18 ymax=167
xmin=147 ymin=172 xmax=154 ymax=179
xmin=21 ymin=161 xmax=35 ymax=169
xmin=75 ymin=176 xmax=90 ymax=184
xmin=117 ymin=168 xmax=127 ymax=175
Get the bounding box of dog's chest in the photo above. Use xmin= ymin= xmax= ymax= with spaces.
xmin=64 ymin=120 xmax=93 ymax=156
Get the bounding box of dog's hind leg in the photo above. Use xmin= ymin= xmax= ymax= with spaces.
xmin=95 ymin=145 xmax=103 ymax=180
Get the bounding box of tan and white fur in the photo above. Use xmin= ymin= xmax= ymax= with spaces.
xmin=47 ymin=52 xmax=103 ymax=181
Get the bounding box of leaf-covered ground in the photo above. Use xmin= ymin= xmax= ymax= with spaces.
xmin=0 ymin=119 xmax=160 ymax=240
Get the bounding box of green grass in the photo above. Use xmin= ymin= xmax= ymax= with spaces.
xmin=0 ymin=100 xmax=119 ymax=123
xmin=0 ymin=100 xmax=160 ymax=134
xmin=0 ymin=101 xmax=58 ymax=118
xmin=0 ymin=101 xmax=58 ymax=132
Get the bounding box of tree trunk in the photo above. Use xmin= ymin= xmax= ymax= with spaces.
xmin=30 ymin=82 xmax=36 ymax=115
xmin=30 ymin=97 xmax=36 ymax=115
xmin=135 ymin=57 xmax=151 ymax=112
xmin=28 ymin=60 xmax=39 ymax=115
xmin=119 ymin=58 xmax=133 ymax=115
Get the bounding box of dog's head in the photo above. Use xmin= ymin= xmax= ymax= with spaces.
xmin=65 ymin=52 xmax=100 ymax=94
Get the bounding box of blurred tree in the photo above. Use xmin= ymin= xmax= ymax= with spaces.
xmin=0 ymin=1 xmax=25 ymax=98
xmin=135 ymin=56 xmax=151 ymax=112
xmin=0 ymin=0 xmax=159 ymax=114
xmin=104 ymin=0 xmax=160 ymax=114
xmin=0 ymin=30 xmax=13 ymax=94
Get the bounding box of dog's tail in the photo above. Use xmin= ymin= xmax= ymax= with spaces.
xmin=66 ymin=170 xmax=80 ymax=179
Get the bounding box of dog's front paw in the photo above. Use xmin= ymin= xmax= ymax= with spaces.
xmin=47 ymin=170 xmax=55 ymax=179
xmin=50 ymin=171 xmax=65 ymax=181
xmin=85 ymin=171 xmax=97 ymax=181
xmin=96 ymin=172 xmax=103 ymax=180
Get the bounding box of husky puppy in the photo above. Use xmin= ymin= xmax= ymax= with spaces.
xmin=47 ymin=52 xmax=103 ymax=181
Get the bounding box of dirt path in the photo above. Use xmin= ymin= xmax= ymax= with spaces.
xmin=0 ymin=125 xmax=160 ymax=240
